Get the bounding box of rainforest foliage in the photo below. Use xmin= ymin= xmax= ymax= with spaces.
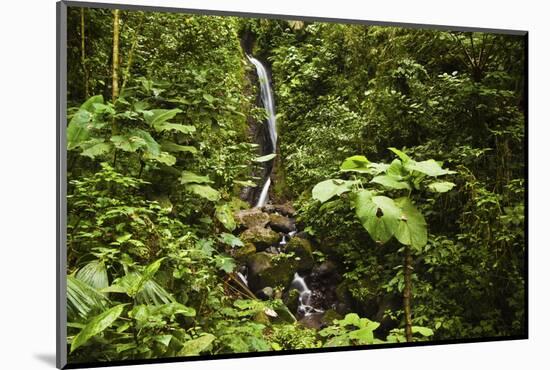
xmin=66 ymin=7 xmax=525 ymax=364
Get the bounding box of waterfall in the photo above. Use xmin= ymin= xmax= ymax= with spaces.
xmin=248 ymin=55 xmax=277 ymax=208
xmin=255 ymin=177 xmax=271 ymax=209
xmin=291 ymin=272 xmax=324 ymax=317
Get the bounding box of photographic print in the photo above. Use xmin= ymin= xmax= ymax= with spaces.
xmin=58 ymin=1 xmax=527 ymax=368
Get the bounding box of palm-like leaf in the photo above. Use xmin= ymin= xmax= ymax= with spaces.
xmin=67 ymin=275 xmax=110 ymax=322
xmin=75 ymin=260 xmax=109 ymax=292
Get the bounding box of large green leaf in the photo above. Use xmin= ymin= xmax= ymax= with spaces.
xmin=178 ymin=333 xmax=216 ymax=356
xmin=186 ymin=184 xmax=220 ymax=201
xmin=394 ymin=197 xmax=427 ymax=250
xmin=161 ymin=141 xmax=197 ymax=154
xmin=67 ymin=95 xmax=104 ymax=150
xmin=218 ymin=232 xmax=244 ymax=247
xmin=370 ymin=175 xmax=411 ymax=190
xmin=154 ymin=122 xmax=196 ymax=134
xmin=340 ymin=155 xmax=370 ymax=172
xmin=215 ymin=254 xmax=236 ymax=273
xmin=354 ymin=191 xmax=401 ymax=244
xmin=80 ymin=95 xmax=104 ymax=112
xmin=427 ymin=181 xmax=455 ymax=193
xmin=70 ymin=304 xmax=127 ymax=353
xmin=67 ymin=111 xmax=92 ymax=150
xmin=386 ymin=159 xmax=407 ymax=179
xmin=110 ymin=135 xmax=147 ymax=153
xmin=143 ymin=151 xmax=177 ymax=166
xmin=312 ymin=179 xmax=356 ymax=203
xmin=215 ymin=204 xmax=236 ymax=231
xmin=412 ymin=326 xmax=434 ymax=337
xmin=143 ymin=108 xmax=182 ymax=126
xmin=388 ymin=147 xmax=412 ymax=163
xmin=405 ymin=159 xmax=455 ymax=177
xmin=80 ymin=141 xmax=112 ymax=159
xmin=131 ymin=129 xmax=161 ymax=156
xmin=180 ymin=171 xmax=212 ymax=184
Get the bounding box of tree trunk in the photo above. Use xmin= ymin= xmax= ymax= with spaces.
xmin=80 ymin=8 xmax=89 ymax=98
xmin=120 ymin=13 xmax=144 ymax=94
xmin=112 ymin=9 xmax=120 ymax=103
xmin=403 ymin=245 xmax=413 ymax=342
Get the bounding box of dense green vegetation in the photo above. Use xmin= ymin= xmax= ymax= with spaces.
xmin=66 ymin=7 xmax=525 ymax=364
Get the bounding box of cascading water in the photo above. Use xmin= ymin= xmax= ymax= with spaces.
xmin=247 ymin=55 xmax=277 ymax=208
xmin=291 ymin=272 xmax=324 ymax=317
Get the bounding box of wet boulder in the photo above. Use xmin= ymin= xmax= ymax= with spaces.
xmin=240 ymin=226 xmax=280 ymax=250
xmin=312 ymin=260 xmax=338 ymax=278
xmin=234 ymin=208 xmax=270 ymax=229
xmin=246 ymin=252 xmax=298 ymax=292
xmin=262 ymin=202 xmax=296 ymax=217
xmin=269 ymin=213 xmax=296 ymax=233
xmin=298 ymin=312 xmax=325 ymax=329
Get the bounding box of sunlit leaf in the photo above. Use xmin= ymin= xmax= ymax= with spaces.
xmin=180 ymin=171 xmax=212 ymax=184
xmin=70 ymin=304 xmax=127 ymax=353
xmin=253 ymin=153 xmax=277 ymax=162
xmin=394 ymin=197 xmax=427 ymax=250
xmin=340 ymin=155 xmax=370 ymax=172
xmin=186 ymin=184 xmax=220 ymax=201
xmin=354 ymin=192 xmax=401 ymax=244
xmin=178 ymin=333 xmax=216 ymax=356
xmin=215 ymin=204 xmax=236 ymax=231
xmin=427 ymin=181 xmax=456 ymax=193
xmin=371 ymin=175 xmax=410 ymax=190
xmin=312 ymin=179 xmax=356 ymax=203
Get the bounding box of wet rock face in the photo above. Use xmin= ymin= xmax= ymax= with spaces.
xmin=239 ymin=226 xmax=280 ymax=250
xmin=234 ymin=208 xmax=270 ymax=229
xmin=269 ymin=213 xmax=296 ymax=233
xmin=286 ymin=236 xmax=314 ymax=271
xmin=246 ymin=252 xmax=298 ymax=292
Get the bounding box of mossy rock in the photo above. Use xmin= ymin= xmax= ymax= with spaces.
xmin=234 ymin=242 xmax=256 ymax=260
xmin=234 ymin=209 xmax=270 ymax=229
xmin=286 ymin=237 xmax=314 ymax=271
xmin=240 ymin=226 xmax=280 ymax=250
xmin=269 ymin=213 xmax=295 ymax=233
xmin=284 ymin=288 xmax=301 ymax=314
xmin=247 ymin=252 xmax=298 ymax=292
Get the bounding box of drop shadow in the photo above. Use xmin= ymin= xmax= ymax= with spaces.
xmin=34 ymin=353 xmax=56 ymax=367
